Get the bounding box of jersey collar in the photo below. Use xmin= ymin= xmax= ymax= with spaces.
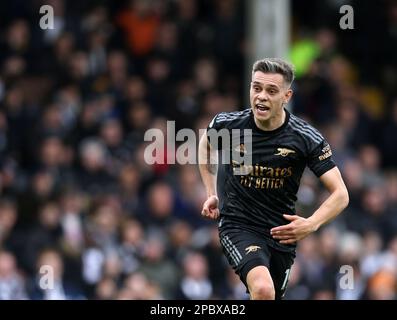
xmin=250 ymin=108 xmax=290 ymax=136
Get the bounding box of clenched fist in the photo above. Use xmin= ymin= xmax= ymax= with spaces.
xmin=201 ymin=195 xmax=220 ymax=220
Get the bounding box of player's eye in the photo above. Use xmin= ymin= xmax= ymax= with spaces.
xmin=253 ymin=86 xmax=261 ymax=92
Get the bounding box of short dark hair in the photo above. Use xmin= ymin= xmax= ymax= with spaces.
xmin=252 ymin=58 xmax=295 ymax=86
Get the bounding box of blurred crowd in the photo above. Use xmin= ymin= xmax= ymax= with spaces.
xmin=0 ymin=0 xmax=396 ymax=300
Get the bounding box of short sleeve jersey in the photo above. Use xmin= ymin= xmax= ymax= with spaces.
xmin=207 ymin=108 xmax=336 ymax=251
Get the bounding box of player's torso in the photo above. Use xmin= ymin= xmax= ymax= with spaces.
xmin=219 ymin=114 xmax=307 ymax=201
xmin=229 ymin=129 xmax=305 ymax=191
xmin=217 ymin=121 xmax=304 ymax=252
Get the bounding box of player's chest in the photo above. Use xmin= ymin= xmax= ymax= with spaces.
xmin=228 ymin=132 xmax=304 ymax=167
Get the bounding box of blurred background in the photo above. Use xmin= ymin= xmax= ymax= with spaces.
xmin=0 ymin=0 xmax=396 ymax=300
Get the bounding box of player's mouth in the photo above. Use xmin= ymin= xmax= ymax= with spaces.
xmin=255 ymin=103 xmax=271 ymax=116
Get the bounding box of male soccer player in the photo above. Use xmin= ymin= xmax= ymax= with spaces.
xmin=198 ymin=58 xmax=349 ymax=300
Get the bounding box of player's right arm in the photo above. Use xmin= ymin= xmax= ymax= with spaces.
xmin=198 ymin=131 xmax=220 ymax=220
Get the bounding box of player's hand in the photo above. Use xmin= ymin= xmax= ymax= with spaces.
xmin=201 ymin=195 xmax=220 ymax=220
xmin=270 ymin=214 xmax=316 ymax=244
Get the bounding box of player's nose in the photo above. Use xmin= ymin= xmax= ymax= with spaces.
xmin=257 ymin=91 xmax=268 ymax=101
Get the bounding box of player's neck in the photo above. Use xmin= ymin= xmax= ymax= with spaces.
xmin=254 ymin=109 xmax=286 ymax=131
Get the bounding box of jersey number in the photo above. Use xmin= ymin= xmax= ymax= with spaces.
xmin=281 ymin=268 xmax=291 ymax=291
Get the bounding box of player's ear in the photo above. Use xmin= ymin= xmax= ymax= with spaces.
xmin=285 ymin=88 xmax=293 ymax=103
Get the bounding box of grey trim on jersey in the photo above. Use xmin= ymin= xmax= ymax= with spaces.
xmin=289 ymin=115 xmax=323 ymax=144
xmin=216 ymin=109 xmax=251 ymax=123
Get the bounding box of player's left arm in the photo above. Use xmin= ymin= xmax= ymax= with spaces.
xmin=271 ymin=166 xmax=349 ymax=244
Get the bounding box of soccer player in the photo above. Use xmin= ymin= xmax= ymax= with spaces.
xmin=198 ymin=58 xmax=349 ymax=300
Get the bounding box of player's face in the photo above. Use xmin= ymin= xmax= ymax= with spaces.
xmin=250 ymin=71 xmax=292 ymax=122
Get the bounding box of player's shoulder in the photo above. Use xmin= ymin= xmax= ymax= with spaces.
xmin=209 ymin=108 xmax=251 ymax=129
xmin=216 ymin=108 xmax=251 ymax=122
xmin=287 ymin=112 xmax=325 ymax=145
